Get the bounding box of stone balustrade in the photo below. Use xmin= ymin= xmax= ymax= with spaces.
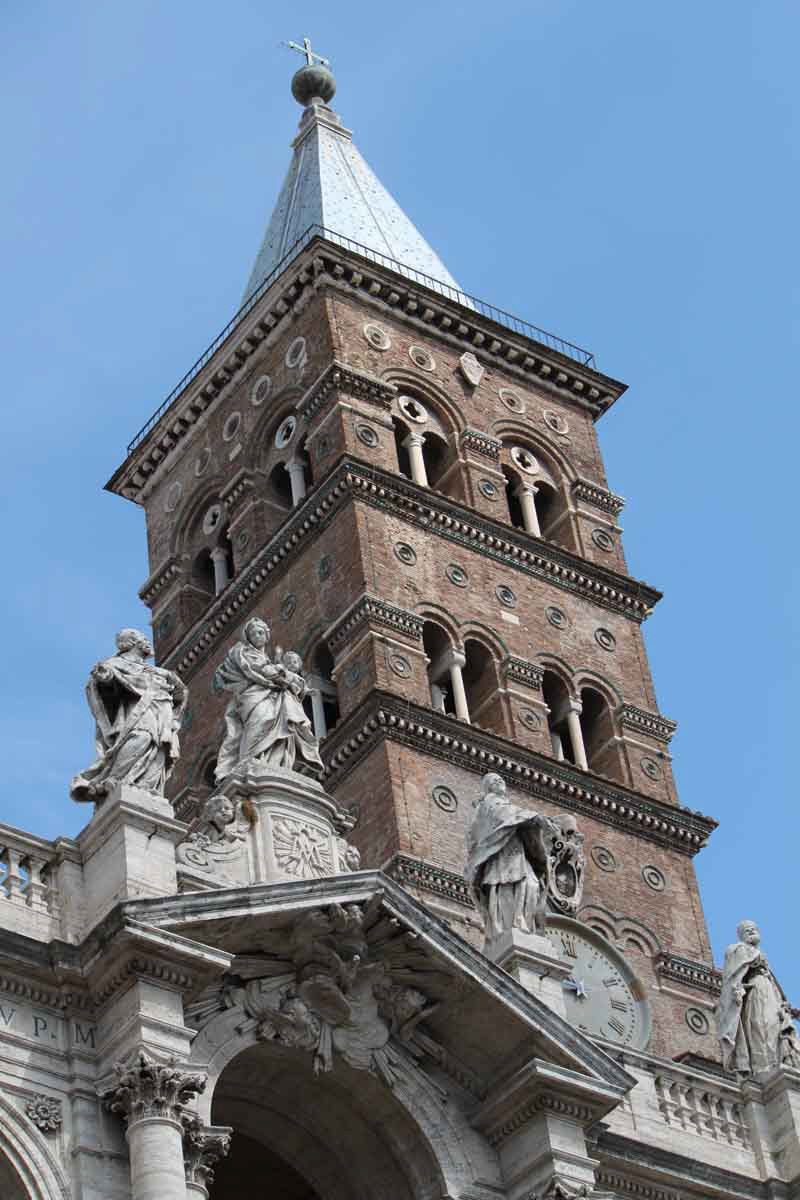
xmin=0 ymin=823 xmax=82 ymax=942
xmin=653 ymin=1067 xmax=750 ymax=1148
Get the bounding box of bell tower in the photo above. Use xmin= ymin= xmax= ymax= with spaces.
xmin=107 ymin=52 xmax=720 ymax=1065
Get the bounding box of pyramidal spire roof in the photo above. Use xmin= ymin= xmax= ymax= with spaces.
xmin=243 ymin=53 xmax=464 ymax=304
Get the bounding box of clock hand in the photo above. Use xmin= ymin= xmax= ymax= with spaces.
xmin=564 ymin=976 xmax=588 ymax=999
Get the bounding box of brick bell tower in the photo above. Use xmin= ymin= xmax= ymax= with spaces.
xmin=107 ymin=52 xmax=720 ymax=1066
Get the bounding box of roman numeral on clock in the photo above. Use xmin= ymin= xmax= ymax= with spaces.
xmin=603 ymin=976 xmax=619 ymax=987
xmin=608 ymin=1016 xmax=626 ymax=1037
xmin=610 ymin=998 xmax=628 ymax=1012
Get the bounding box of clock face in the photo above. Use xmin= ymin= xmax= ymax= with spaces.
xmin=548 ymin=918 xmax=651 ymax=1050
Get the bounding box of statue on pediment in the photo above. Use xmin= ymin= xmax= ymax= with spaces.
xmin=717 ymin=919 xmax=800 ymax=1076
xmin=213 ymin=618 xmax=323 ymax=782
xmin=71 ymin=628 xmax=186 ymax=803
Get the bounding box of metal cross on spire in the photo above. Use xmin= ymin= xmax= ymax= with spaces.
xmin=285 ymin=36 xmax=330 ymax=69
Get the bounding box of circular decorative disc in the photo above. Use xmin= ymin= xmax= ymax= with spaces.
xmin=591 ymin=845 xmax=618 ymax=873
xmin=432 ymin=785 xmax=457 ymax=812
xmin=642 ymin=864 xmax=666 ymax=892
xmin=394 ymin=542 xmax=417 ymax=565
xmin=222 ymin=412 xmax=242 ymax=442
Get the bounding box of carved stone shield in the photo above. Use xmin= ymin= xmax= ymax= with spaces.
xmin=459 ymin=352 xmax=485 ymax=387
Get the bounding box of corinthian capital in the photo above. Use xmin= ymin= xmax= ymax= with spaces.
xmin=183 ymin=1117 xmax=233 ymax=1189
xmin=105 ymin=1051 xmax=206 ymax=1125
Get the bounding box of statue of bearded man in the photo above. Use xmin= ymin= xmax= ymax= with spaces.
xmin=70 ymin=629 xmax=186 ymax=803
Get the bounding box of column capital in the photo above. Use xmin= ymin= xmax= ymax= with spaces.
xmin=566 ymin=699 xmax=583 ymax=716
xmin=286 ymin=458 xmax=307 ymax=476
xmin=403 ymin=430 xmax=426 ymax=449
xmin=443 ymin=647 xmax=466 ymax=671
xmin=514 ymin=481 xmax=539 ymax=498
xmin=209 ymin=545 xmax=229 ymax=563
xmin=105 ymin=1051 xmax=206 ymax=1127
xmin=183 ymin=1117 xmax=233 ymax=1193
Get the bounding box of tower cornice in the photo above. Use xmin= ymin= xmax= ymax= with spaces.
xmin=107 ymin=233 xmax=626 ymax=503
xmin=321 ymin=690 xmax=717 ymax=857
xmin=155 ymin=456 xmax=661 ymax=678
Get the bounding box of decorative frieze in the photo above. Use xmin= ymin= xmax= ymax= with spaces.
xmin=325 ymin=594 xmax=424 ymax=656
xmin=322 ymin=693 xmax=717 ymax=857
xmin=617 ymin=704 xmax=677 ymax=745
xmin=105 ymin=1051 xmax=206 ymax=1125
xmin=165 ymin=460 xmax=661 ymax=678
xmin=571 ymin=477 xmax=625 ymax=517
xmin=299 ymin=360 xmax=396 ymax=423
xmin=655 ymin=952 xmax=722 ymax=996
xmin=460 ymin=428 xmax=501 ymax=461
xmin=503 ymin=656 xmax=544 ymax=691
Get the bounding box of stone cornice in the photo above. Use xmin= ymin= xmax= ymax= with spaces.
xmin=299 ymin=360 xmax=395 ymax=423
xmin=595 ymin=1130 xmax=768 ymax=1200
xmin=108 ymin=234 xmax=626 ymax=503
xmin=324 ymin=594 xmax=424 ymax=656
xmin=503 ymin=655 xmax=544 ymax=690
xmin=139 ymin=554 xmax=182 ymax=607
xmin=162 ymin=458 xmax=661 ymax=676
xmin=321 ymin=692 xmax=717 ymax=857
xmin=385 ymin=853 xmax=475 ymax=909
xmin=460 ymin=428 xmax=501 ymax=461
xmin=654 ymin=952 xmax=721 ymax=996
xmin=571 ymin=477 xmax=625 ymax=517
xmin=617 ymin=704 xmax=677 ymax=745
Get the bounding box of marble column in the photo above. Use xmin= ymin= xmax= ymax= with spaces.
xmin=310 ymin=688 xmax=328 ymax=740
xmin=446 ymin=649 xmax=470 ymax=723
xmin=286 ymin=459 xmax=308 ymax=506
xmin=403 ymin=431 xmax=429 ymax=487
xmin=515 ymin=483 xmax=541 ymax=536
xmin=107 ymin=1052 xmax=206 ymax=1200
xmin=565 ymin=701 xmax=588 ymax=771
xmin=210 ymin=546 xmax=230 ymax=594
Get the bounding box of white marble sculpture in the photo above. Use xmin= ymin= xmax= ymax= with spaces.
xmin=465 ymin=772 xmax=585 ymax=941
xmin=70 ymin=628 xmax=186 ymax=803
xmin=717 ymin=919 xmax=800 ymax=1076
xmin=213 ymin=618 xmax=323 ymax=782
xmin=175 ymin=793 xmax=250 ymax=878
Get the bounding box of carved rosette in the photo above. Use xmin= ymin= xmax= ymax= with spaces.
xmin=25 ymin=1094 xmax=62 ymax=1133
xmin=183 ymin=1116 xmax=232 ymax=1190
xmin=105 ymin=1052 xmax=206 ymax=1126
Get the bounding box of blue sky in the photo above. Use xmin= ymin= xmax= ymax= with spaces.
xmin=1 ymin=2 xmax=798 ymax=999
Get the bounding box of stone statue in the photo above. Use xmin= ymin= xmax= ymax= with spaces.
xmin=175 ymin=793 xmax=250 ymax=878
xmin=465 ymin=772 xmax=582 ymax=941
xmin=717 ymin=919 xmax=800 ymax=1076
xmin=213 ymin=618 xmax=323 ymax=782
xmin=71 ymin=628 xmax=186 ymax=803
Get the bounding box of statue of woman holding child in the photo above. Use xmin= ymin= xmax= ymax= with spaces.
xmin=213 ymin=617 xmax=324 ymax=783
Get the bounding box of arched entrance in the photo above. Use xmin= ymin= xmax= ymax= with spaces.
xmin=206 ymin=1039 xmax=452 ymax=1200
xmin=0 ymin=1153 xmax=29 ymax=1200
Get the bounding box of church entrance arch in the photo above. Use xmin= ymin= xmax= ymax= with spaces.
xmin=0 ymin=1153 xmax=29 ymax=1200
xmin=207 ymin=1039 xmax=444 ymax=1199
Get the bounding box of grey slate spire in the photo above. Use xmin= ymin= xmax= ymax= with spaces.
xmin=242 ymin=57 xmax=464 ymax=304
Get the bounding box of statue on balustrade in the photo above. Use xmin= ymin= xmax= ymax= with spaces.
xmin=213 ymin=617 xmax=324 ymax=783
xmin=70 ymin=628 xmax=186 ymax=803
xmin=465 ymin=772 xmax=585 ymax=942
xmin=717 ymin=919 xmax=800 ymax=1076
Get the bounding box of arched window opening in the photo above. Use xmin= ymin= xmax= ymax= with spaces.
xmin=579 ymin=686 xmax=623 ymax=780
xmin=421 ymin=430 xmax=449 ymax=489
xmin=462 ymin=639 xmax=500 ymax=729
xmin=268 ymin=462 xmax=293 ymax=510
xmin=503 ymin=466 xmax=525 ymax=531
xmin=193 ymin=548 xmax=215 ymax=596
xmin=307 ymin=644 xmax=340 ymax=740
xmin=535 ymin=480 xmax=558 ymax=537
xmin=423 ymin=621 xmax=469 ymax=722
xmin=542 ymin=671 xmax=583 ymax=766
xmin=393 ymin=418 xmax=414 ymax=481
